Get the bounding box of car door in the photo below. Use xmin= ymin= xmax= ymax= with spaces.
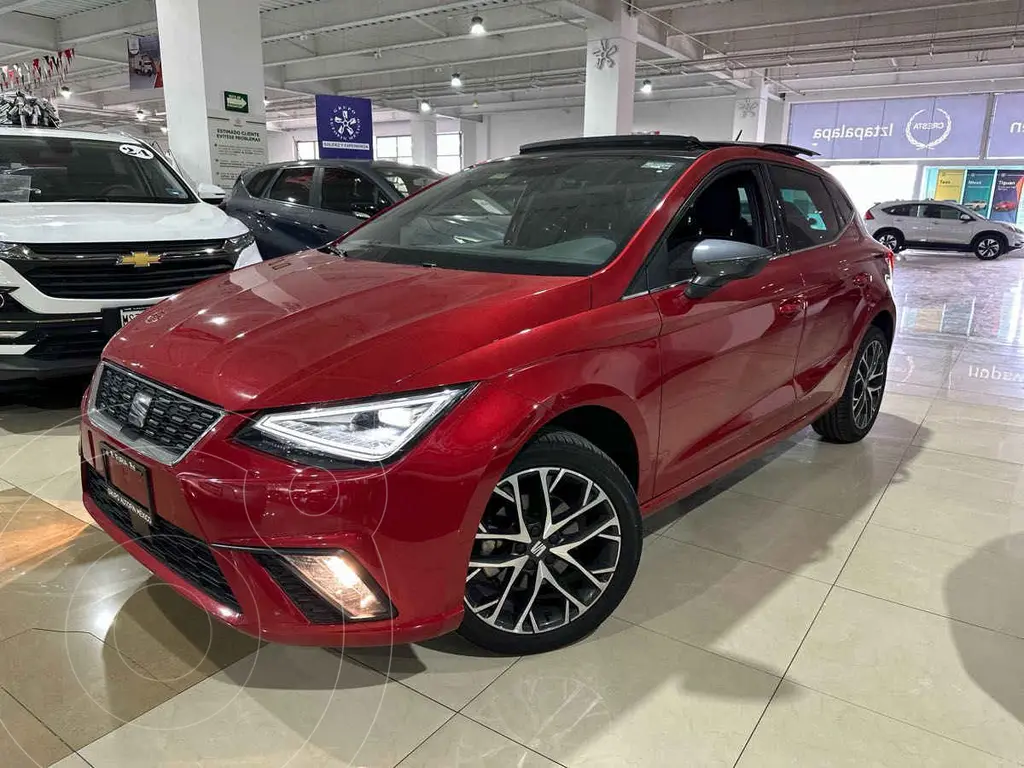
xmin=224 ymin=166 xmax=279 ymax=233
xmin=310 ymin=166 xmax=392 ymax=246
xmin=650 ymin=163 xmax=806 ymax=496
xmin=255 ymin=165 xmax=319 ymax=258
xmin=923 ymin=203 xmax=971 ymax=247
xmin=768 ymin=165 xmax=874 ymax=414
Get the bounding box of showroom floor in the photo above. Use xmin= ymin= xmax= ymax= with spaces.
xmin=3 ymin=251 xmax=1024 ymax=767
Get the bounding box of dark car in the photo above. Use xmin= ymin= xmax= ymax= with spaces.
xmin=224 ymin=159 xmax=443 ymax=258
xmin=83 ymin=135 xmax=896 ymax=655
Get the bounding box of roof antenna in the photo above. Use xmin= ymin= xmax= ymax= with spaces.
xmin=735 ymin=130 xmax=743 ymax=140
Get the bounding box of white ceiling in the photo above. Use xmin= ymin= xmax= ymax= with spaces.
xmin=1 ymin=0 xmax=1022 ymax=131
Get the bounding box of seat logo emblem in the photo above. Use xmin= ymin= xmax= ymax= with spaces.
xmin=127 ymin=392 xmax=153 ymax=429
xmin=530 ymin=541 xmax=548 ymax=557
xmin=118 ymin=251 xmax=161 ymax=268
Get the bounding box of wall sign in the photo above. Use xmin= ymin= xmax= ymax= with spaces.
xmin=788 ymin=95 xmax=988 ymax=160
xmin=207 ymin=116 xmax=267 ymax=188
xmin=224 ymin=90 xmax=249 ymax=114
xmin=315 ymin=94 xmax=374 ymax=160
xmin=986 ymin=93 xmax=1024 ymax=159
xmin=963 ymin=169 xmax=996 ymax=217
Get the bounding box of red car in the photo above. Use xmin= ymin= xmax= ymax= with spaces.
xmin=80 ymin=136 xmax=896 ymax=654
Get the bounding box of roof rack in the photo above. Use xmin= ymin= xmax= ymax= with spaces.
xmin=519 ymin=135 xmax=819 ymax=157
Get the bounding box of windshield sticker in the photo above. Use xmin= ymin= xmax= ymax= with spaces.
xmin=119 ymin=144 xmax=154 ymax=160
xmin=642 ymin=161 xmax=676 ymax=171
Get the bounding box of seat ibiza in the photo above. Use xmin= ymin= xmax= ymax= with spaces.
xmin=81 ymin=136 xmax=896 ymax=654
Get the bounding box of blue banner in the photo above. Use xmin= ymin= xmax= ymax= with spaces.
xmin=788 ymin=95 xmax=988 ymax=160
xmin=987 ymin=92 xmax=1024 ymax=159
xmin=315 ymin=95 xmax=374 ymax=160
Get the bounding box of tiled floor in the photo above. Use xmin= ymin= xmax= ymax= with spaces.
xmin=5 ymin=250 xmax=1024 ymax=766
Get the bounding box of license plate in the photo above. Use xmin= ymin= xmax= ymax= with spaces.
xmin=100 ymin=443 xmax=154 ymax=535
xmin=119 ymin=306 xmax=148 ymax=327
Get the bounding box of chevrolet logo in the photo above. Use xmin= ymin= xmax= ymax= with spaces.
xmin=118 ymin=251 xmax=161 ymax=268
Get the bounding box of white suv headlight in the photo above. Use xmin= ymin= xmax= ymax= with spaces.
xmin=239 ymin=386 xmax=470 ymax=464
xmin=224 ymin=232 xmax=255 ymax=253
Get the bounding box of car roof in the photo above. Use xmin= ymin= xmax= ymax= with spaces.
xmin=519 ymin=134 xmax=818 ymax=158
xmin=0 ymin=126 xmax=145 ymax=143
xmin=254 ymin=158 xmax=437 ymax=172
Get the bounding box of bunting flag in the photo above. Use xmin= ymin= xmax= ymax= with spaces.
xmin=0 ymin=48 xmax=75 ymax=97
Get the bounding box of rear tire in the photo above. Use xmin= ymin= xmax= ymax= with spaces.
xmin=973 ymin=233 xmax=1005 ymax=260
xmin=873 ymin=229 xmax=904 ymax=252
xmin=459 ymin=430 xmax=642 ymax=655
xmin=812 ymin=326 xmax=888 ymax=444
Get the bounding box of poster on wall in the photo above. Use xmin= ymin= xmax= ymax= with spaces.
xmin=934 ymin=169 xmax=966 ymax=201
xmin=962 ymin=169 xmax=996 ymax=217
xmin=788 ymin=94 xmax=988 ymax=160
xmin=315 ymin=94 xmax=373 ymax=159
xmin=127 ymin=35 xmax=161 ymax=90
xmin=207 ymin=116 xmax=267 ymax=188
xmin=987 ymin=92 xmax=1024 ymax=159
xmin=990 ymin=170 xmax=1024 ymax=222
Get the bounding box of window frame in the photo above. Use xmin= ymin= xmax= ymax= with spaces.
xmin=318 ymin=165 xmax=391 ymax=216
xmin=763 ymin=161 xmax=847 ymax=254
xmin=624 ymin=160 xmax=779 ymax=298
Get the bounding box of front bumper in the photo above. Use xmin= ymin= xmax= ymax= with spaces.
xmin=79 ymin=381 xmax=534 ymax=646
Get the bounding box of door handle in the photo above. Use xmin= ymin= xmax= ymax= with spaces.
xmin=312 ymin=223 xmax=330 ymax=232
xmin=853 ymin=273 xmax=871 ymax=287
xmin=778 ymin=299 xmax=804 ymax=317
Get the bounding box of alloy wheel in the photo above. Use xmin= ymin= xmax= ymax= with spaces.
xmin=465 ymin=467 xmax=622 ymax=635
xmin=878 ymin=233 xmax=899 ymax=250
xmin=978 ymin=238 xmax=1001 ymax=259
xmin=851 ymin=338 xmax=886 ymax=430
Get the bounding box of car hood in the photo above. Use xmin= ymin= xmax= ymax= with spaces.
xmin=102 ymin=250 xmax=590 ymax=411
xmin=0 ymin=202 xmax=247 ymax=244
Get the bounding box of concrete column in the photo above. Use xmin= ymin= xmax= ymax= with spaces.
xmin=411 ymin=113 xmax=437 ymax=168
xmin=155 ymin=0 xmax=267 ymax=187
xmin=583 ymin=5 xmax=638 ymax=137
xmin=461 ymin=119 xmax=488 ymax=166
xmin=732 ymin=74 xmax=771 ymax=142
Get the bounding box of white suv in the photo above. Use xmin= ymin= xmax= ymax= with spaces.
xmin=866 ymin=200 xmax=1024 ymax=260
xmin=0 ymin=126 xmax=262 ymax=381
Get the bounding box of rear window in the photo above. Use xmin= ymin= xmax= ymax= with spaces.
xmin=339 ymin=153 xmax=691 ymax=276
xmin=823 ymin=177 xmax=855 ymax=226
xmin=883 ymin=204 xmax=914 ymax=216
xmin=0 ymin=135 xmax=194 ymax=204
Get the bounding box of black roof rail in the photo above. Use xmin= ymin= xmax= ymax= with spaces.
xmin=519 ymin=135 xmax=819 ymax=157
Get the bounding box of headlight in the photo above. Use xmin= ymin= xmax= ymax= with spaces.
xmin=224 ymin=232 xmax=255 ymax=253
xmin=0 ymin=242 xmax=32 ymax=259
xmin=237 ymin=386 xmax=470 ymax=464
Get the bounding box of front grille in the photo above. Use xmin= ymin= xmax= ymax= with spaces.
xmin=10 ymin=240 xmax=234 ymax=299
xmin=92 ymin=364 xmax=221 ymax=461
xmin=85 ymin=465 xmax=240 ymax=613
xmin=253 ymin=553 xmax=349 ymax=625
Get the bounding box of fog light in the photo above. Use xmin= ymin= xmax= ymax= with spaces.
xmin=283 ymin=552 xmax=390 ymax=620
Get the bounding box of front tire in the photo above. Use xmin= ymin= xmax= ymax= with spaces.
xmin=459 ymin=430 xmax=642 ymax=655
xmin=973 ymin=233 xmax=1005 ymax=260
xmin=812 ymin=326 xmax=888 ymax=444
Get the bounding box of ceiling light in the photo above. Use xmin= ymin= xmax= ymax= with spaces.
xmin=135 ymin=108 xmax=146 ymax=121
xmin=640 ymin=79 xmax=652 ymax=95
xmin=160 ymin=126 xmax=168 ymax=134
xmin=470 ymin=15 xmax=485 ymax=35
xmin=472 ymin=99 xmax=479 ymax=108
xmin=263 ymin=98 xmax=269 ymax=106
xmin=59 ymin=84 xmax=71 ymax=98
xmin=450 ymin=72 xmax=462 ymax=88
xmin=419 ymin=99 xmax=432 ymax=113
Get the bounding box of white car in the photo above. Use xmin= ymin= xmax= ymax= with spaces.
xmin=865 ymin=199 xmax=1024 ymax=260
xmin=0 ymin=126 xmax=261 ymax=380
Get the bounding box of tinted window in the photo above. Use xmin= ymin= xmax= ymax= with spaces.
xmin=923 ymin=204 xmax=963 ymax=220
xmin=339 ymin=154 xmax=690 ymax=276
xmin=883 ymin=204 xmax=912 ymax=216
xmin=245 ymin=168 xmax=277 ymax=197
xmin=266 ymin=167 xmax=313 ymax=206
xmin=379 ymin=167 xmax=442 ymax=196
xmin=647 ymin=168 xmax=766 ymax=290
xmin=769 ymin=165 xmax=840 ymax=249
xmin=0 ymin=135 xmax=192 ymax=203
xmin=824 ymin=177 xmax=855 ymax=226
xmin=320 ymin=168 xmax=387 ymax=214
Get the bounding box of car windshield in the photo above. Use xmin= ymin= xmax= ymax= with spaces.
xmin=377 ymin=166 xmax=443 ymax=197
xmin=340 ymin=153 xmax=691 ymax=276
xmin=0 ymin=135 xmax=195 ymax=204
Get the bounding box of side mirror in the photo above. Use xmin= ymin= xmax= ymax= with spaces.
xmin=197 ymin=182 xmax=226 ymax=205
xmin=685 ymin=239 xmax=772 ymax=299
xmin=960 ymin=213 xmax=972 ymax=222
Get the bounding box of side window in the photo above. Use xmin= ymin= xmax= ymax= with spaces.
xmin=923 ymin=204 xmax=962 ymax=220
xmin=321 ymin=168 xmax=388 ymax=214
xmin=647 ymin=168 xmax=767 ymax=290
xmin=883 ymin=204 xmax=911 ymax=216
xmin=768 ymin=165 xmax=840 ymax=250
xmin=266 ymin=167 xmax=314 ymax=206
xmin=244 ymin=168 xmax=277 ymax=198
xmin=823 ymin=177 xmax=855 ymax=227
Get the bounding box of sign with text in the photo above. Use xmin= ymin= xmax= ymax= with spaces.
xmin=934 ymin=168 xmax=966 ymax=201
xmin=987 ymin=92 xmax=1024 ymax=159
xmin=224 ymin=91 xmax=249 ymax=114
xmin=992 ymin=169 xmax=1024 ymax=223
xmin=208 ymin=117 xmax=267 ymax=188
xmin=963 ymin=169 xmax=996 ymax=218
xmin=788 ymin=95 xmax=988 ymax=160
xmin=315 ymin=94 xmax=373 ymax=159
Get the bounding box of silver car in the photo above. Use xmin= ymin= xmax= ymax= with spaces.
xmin=865 ymin=200 xmax=1024 ymax=260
